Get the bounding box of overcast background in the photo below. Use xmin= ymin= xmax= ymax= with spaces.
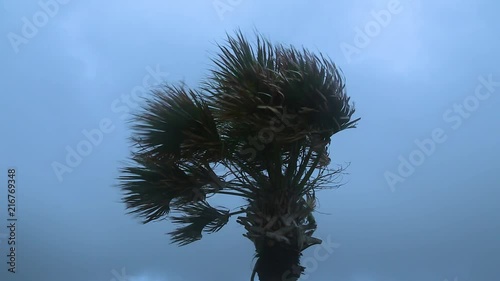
xmin=0 ymin=0 xmax=499 ymax=280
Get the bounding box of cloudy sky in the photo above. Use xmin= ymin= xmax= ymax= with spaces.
xmin=0 ymin=0 xmax=499 ymax=280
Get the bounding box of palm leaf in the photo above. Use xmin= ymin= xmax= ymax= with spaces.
xmin=131 ymin=84 xmax=222 ymax=163
xmin=119 ymin=155 xmax=222 ymax=223
xmin=168 ymin=201 xmax=230 ymax=246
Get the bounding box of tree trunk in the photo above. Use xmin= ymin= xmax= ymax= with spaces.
xmin=254 ymin=240 xmax=303 ymax=281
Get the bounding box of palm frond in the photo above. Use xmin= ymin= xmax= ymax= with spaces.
xmin=119 ymin=155 xmax=222 ymax=223
xmin=205 ymin=31 xmax=359 ymax=179
xmin=168 ymin=201 xmax=230 ymax=246
xmin=131 ymin=84 xmax=222 ymax=163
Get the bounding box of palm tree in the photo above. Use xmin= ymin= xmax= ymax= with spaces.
xmin=118 ymin=31 xmax=359 ymax=281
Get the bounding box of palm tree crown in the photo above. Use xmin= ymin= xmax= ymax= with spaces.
xmin=118 ymin=31 xmax=359 ymax=281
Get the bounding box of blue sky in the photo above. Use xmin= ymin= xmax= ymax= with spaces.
xmin=0 ymin=0 xmax=499 ymax=280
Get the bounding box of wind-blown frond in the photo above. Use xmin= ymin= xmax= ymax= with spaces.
xmin=203 ymin=32 xmax=359 ymax=193
xmin=131 ymin=85 xmax=222 ymax=163
xmin=168 ymin=201 xmax=230 ymax=246
xmin=119 ymin=155 xmax=222 ymax=223
xmin=207 ymin=32 xmax=359 ymax=148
